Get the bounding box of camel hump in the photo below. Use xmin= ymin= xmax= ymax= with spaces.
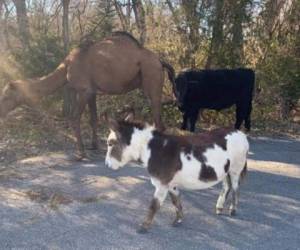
xmin=111 ymin=31 xmax=142 ymax=48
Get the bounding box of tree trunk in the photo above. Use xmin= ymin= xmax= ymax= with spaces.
xmin=62 ymin=0 xmax=72 ymax=117
xmin=181 ymin=0 xmax=200 ymax=68
xmin=12 ymin=0 xmax=30 ymax=48
xmin=113 ymin=0 xmax=131 ymax=31
xmin=62 ymin=0 xmax=70 ymax=53
xmin=206 ymin=0 xmax=224 ymax=69
xmin=231 ymin=0 xmax=247 ymax=67
xmin=0 ymin=1 xmax=4 ymax=51
xmin=132 ymin=0 xmax=146 ymax=45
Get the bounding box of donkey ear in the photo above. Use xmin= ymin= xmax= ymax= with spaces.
xmin=124 ymin=110 xmax=135 ymax=122
xmin=102 ymin=112 xmax=119 ymax=131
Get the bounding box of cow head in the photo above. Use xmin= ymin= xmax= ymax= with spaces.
xmin=174 ymin=74 xmax=188 ymax=112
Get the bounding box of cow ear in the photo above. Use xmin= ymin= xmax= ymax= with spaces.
xmin=102 ymin=112 xmax=119 ymax=131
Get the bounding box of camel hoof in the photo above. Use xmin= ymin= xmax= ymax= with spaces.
xmin=73 ymin=152 xmax=86 ymax=161
xmin=229 ymin=209 xmax=236 ymax=216
xmin=137 ymin=226 xmax=148 ymax=234
xmin=87 ymin=145 xmax=98 ymax=151
xmin=172 ymin=219 xmax=183 ymax=227
xmin=216 ymin=208 xmax=223 ymax=215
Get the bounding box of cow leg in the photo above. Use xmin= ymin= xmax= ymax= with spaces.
xmin=87 ymin=94 xmax=98 ymax=150
xmin=138 ymin=182 xmax=168 ymax=233
xmin=188 ymin=108 xmax=199 ymax=132
xmin=169 ymin=187 xmax=183 ymax=226
xmin=181 ymin=111 xmax=189 ymax=130
xmin=244 ymin=102 xmax=252 ymax=132
xmin=216 ymin=175 xmax=232 ymax=215
xmin=235 ymin=104 xmax=244 ymax=130
xmin=70 ymin=91 xmax=89 ymax=160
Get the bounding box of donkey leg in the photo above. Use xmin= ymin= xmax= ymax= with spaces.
xmin=87 ymin=94 xmax=98 ymax=150
xmin=229 ymin=174 xmax=240 ymax=216
xmin=138 ymin=184 xmax=168 ymax=233
xmin=169 ymin=187 xmax=184 ymax=226
xmin=216 ymin=175 xmax=231 ymax=215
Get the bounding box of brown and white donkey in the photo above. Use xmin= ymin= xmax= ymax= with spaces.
xmin=104 ymin=114 xmax=249 ymax=233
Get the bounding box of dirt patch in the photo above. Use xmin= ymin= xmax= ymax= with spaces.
xmin=26 ymin=186 xmax=73 ymax=210
xmin=248 ymin=159 xmax=300 ymax=178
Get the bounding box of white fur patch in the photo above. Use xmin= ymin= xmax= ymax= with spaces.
xmin=105 ymin=126 xmax=155 ymax=170
xmin=170 ymin=131 xmax=248 ymax=190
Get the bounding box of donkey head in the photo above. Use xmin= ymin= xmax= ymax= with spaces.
xmin=104 ymin=111 xmax=138 ymax=170
xmin=0 ymin=81 xmax=24 ymax=118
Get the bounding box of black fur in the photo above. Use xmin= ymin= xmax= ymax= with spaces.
xmin=174 ymin=68 xmax=255 ymax=132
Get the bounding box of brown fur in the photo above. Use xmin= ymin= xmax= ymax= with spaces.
xmin=116 ymin=121 xmax=234 ymax=184
xmin=147 ymin=128 xmax=234 ymax=184
xmin=0 ymin=32 xmax=176 ymax=158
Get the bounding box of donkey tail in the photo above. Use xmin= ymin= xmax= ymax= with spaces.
xmin=160 ymin=59 xmax=176 ymax=87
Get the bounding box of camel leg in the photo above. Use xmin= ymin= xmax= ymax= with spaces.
xmin=70 ymin=92 xmax=89 ymax=160
xmin=87 ymin=94 xmax=98 ymax=150
xmin=141 ymin=60 xmax=164 ymax=130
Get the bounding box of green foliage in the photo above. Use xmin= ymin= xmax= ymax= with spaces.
xmin=13 ymin=33 xmax=65 ymax=77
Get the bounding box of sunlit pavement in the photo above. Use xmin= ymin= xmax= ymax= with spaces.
xmin=0 ymin=136 xmax=299 ymax=250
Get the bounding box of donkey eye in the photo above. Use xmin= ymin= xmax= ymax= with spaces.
xmin=107 ymin=140 xmax=116 ymax=147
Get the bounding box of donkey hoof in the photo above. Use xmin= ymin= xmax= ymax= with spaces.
xmin=172 ymin=219 xmax=183 ymax=227
xmin=216 ymin=208 xmax=223 ymax=215
xmin=229 ymin=209 xmax=236 ymax=216
xmin=137 ymin=226 xmax=149 ymax=234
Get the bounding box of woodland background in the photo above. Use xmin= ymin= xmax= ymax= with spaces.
xmin=0 ymin=0 xmax=299 ymax=161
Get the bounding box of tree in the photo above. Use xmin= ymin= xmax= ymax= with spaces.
xmin=206 ymin=0 xmax=224 ymax=69
xmin=62 ymin=0 xmax=70 ymax=53
xmin=12 ymin=0 xmax=30 ymax=48
xmin=62 ymin=0 xmax=72 ymax=117
xmin=0 ymin=0 xmax=4 ymax=51
xmin=132 ymin=0 xmax=146 ymax=45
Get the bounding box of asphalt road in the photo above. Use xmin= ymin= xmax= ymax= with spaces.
xmin=0 ymin=136 xmax=299 ymax=250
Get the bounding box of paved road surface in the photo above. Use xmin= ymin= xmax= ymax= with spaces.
xmin=0 ymin=136 xmax=299 ymax=250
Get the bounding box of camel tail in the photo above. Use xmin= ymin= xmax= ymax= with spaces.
xmin=160 ymin=59 xmax=176 ymax=88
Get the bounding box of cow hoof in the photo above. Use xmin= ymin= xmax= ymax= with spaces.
xmin=229 ymin=209 xmax=236 ymax=216
xmin=216 ymin=208 xmax=223 ymax=215
xmin=137 ymin=226 xmax=148 ymax=234
xmin=172 ymin=219 xmax=183 ymax=227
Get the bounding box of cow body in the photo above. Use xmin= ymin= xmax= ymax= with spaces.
xmin=174 ymin=68 xmax=255 ymax=132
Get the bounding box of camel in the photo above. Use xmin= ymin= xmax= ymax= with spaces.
xmin=0 ymin=32 xmax=176 ymax=159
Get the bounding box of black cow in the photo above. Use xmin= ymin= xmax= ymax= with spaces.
xmin=174 ymin=68 xmax=255 ymax=132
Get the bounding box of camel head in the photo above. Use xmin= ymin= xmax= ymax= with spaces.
xmin=0 ymin=81 xmax=25 ymax=118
